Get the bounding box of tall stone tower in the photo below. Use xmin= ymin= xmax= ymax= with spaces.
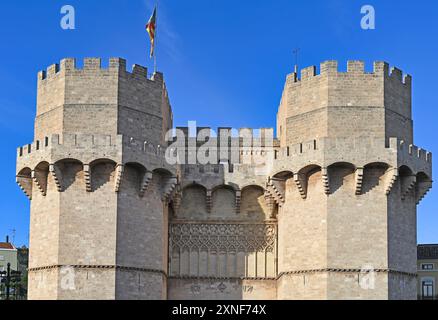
xmin=16 ymin=58 xmax=432 ymax=300
xmin=16 ymin=58 xmax=176 ymax=299
xmin=274 ymin=61 xmax=432 ymax=299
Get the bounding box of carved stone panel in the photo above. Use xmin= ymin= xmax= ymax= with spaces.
xmin=169 ymin=223 xmax=277 ymax=279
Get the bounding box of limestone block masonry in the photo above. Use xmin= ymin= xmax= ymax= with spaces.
xmin=16 ymin=58 xmax=432 ymax=300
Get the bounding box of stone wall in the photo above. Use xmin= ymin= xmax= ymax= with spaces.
xmin=35 ymin=58 xmax=172 ymax=146
xmin=17 ymin=59 xmax=432 ymax=300
xmin=278 ymin=61 xmax=412 ymax=146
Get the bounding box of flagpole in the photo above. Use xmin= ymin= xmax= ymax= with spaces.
xmin=154 ymin=1 xmax=159 ymax=74
xmin=154 ymin=47 xmax=157 ymax=74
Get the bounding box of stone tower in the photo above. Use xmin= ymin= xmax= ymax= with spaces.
xmin=16 ymin=58 xmax=432 ymax=300
xmin=274 ymin=61 xmax=432 ymax=299
xmin=16 ymin=58 xmax=176 ymax=299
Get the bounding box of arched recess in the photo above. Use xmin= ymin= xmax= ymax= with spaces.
xmin=298 ymin=165 xmax=322 ymax=176
xmin=240 ymin=185 xmax=270 ymax=220
xmin=178 ymin=183 xmax=208 ymax=219
xmin=296 ymin=165 xmax=322 ymax=199
xmin=327 ymin=162 xmax=356 ymax=194
xmin=153 ymin=168 xmax=173 ymax=176
xmin=272 ymin=170 xmax=294 ymax=180
xmin=152 ymin=168 xmax=177 ymax=202
xmin=211 ymin=185 xmax=236 ymax=217
xmin=399 ymin=165 xmax=416 ymax=200
xmin=362 ymin=162 xmax=390 ymax=195
xmin=90 ymin=159 xmax=117 ymax=192
xmin=33 ymin=161 xmax=50 ymax=196
xmin=122 ymin=162 xmax=148 ymax=195
xmin=54 ymin=158 xmax=84 ymax=192
xmin=211 ymin=183 xmax=240 ymax=193
xmin=399 ymin=165 xmax=414 ymax=176
xmin=268 ymin=170 xmax=293 ymax=205
xmin=415 ymin=171 xmax=433 ymax=204
xmin=16 ymin=167 xmax=32 ymax=199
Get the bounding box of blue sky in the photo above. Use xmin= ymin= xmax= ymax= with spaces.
xmin=0 ymin=0 xmax=437 ymax=246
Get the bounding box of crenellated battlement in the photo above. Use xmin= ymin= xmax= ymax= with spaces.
xmin=389 ymin=138 xmax=433 ymax=175
xmin=123 ymin=136 xmax=168 ymax=157
xmin=278 ymin=60 xmax=414 ymax=147
xmin=35 ymin=56 xmax=172 ymax=147
xmin=38 ymin=57 xmax=162 ymax=83
xmin=17 ymin=134 xmax=118 ymax=158
xmin=16 ymin=132 xmax=177 ymax=206
xmin=16 ymin=133 xmax=176 ymax=173
xmin=390 ymin=138 xmax=433 ymax=163
xmin=273 ymin=139 xmax=318 ymax=160
xmin=270 ymin=136 xmax=431 ymax=179
xmin=285 ymin=60 xmax=411 ymax=85
xmin=17 ymin=133 xmax=432 ymax=183
xmin=173 ymin=127 xmax=276 ymax=144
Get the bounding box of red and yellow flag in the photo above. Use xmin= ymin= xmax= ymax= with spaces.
xmin=146 ymin=7 xmax=157 ymax=58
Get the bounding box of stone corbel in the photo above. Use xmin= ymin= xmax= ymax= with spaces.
xmin=172 ymin=186 xmax=182 ymax=216
xmin=264 ymin=193 xmax=277 ymax=219
xmin=354 ymin=167 xmax=364 ymax=195
xmin=267 ymin=177 xmax=285 ymax=206
xmin=83 ymin=164 xmax=92 ymax=192
xmin=162 ymin=177 xmax=178 ymax=202
xmin=384 ymin=168 xmax=398 ymax=196
xmin=139 ymin=171 xmax=153 ymax=197
xmin=401 ymin=175 xmax=417 ymax=200
xmin=31 ymin=170 xmax=47 ymax=196
xmin=114 ymin=164 xmax=124 ymax=193
xmin=206 ymin=190 xmax=212 ymax=213
xmin=16 ymin=175 xmax=32 ymax=200
xmin=416 ymin=180 xmax=433 ymax=205
xmin=49 ymin=164 xmax=62 ymax=192
xmin=294 ymin=173 xmax=307 ymax=199
xmin=235 ymin=190 xmax=241 ymax=214
xmin=322 ymin=167 xmax=330 ymax=195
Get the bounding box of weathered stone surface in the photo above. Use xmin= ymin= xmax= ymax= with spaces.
xmin=16 ymin=59 xmax=432 ymax=300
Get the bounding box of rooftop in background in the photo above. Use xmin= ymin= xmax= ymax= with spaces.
xmin=0 ymin=242 xmax=16 ymax=250
xmin=418 ymin=244 xmax=438 ymax=260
